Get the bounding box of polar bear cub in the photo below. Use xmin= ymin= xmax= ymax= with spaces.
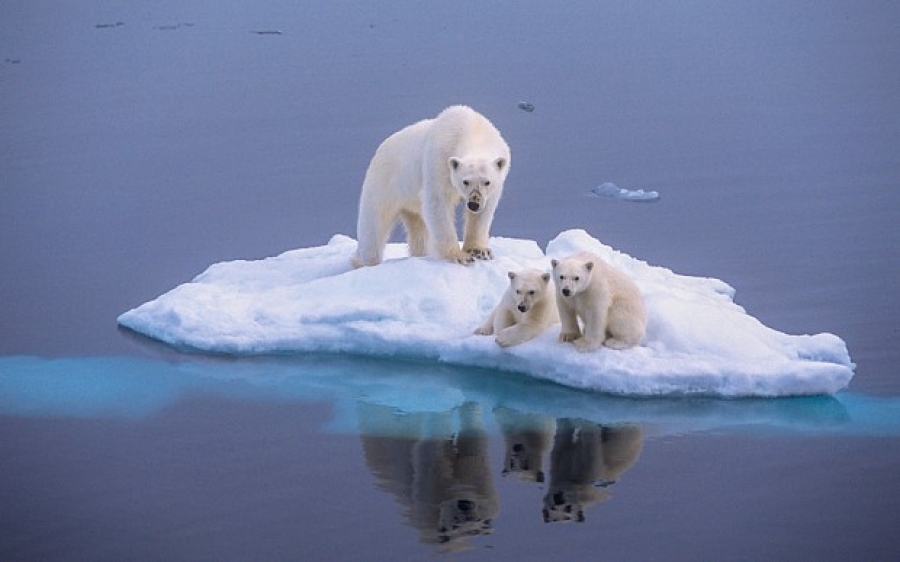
xmin=551 ymin=252 xmax=646 ymax=352
xmin=352 ymin=105 xmax=511 ymax=268
xmin=475 ymin=269 xmax=559 ymax=347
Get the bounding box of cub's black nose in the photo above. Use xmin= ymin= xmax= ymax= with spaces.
xmin=518 ymin=304 xmax=527 ymax=312
xmin=467 ymin=201 xmax=480 ymax=212
xmin=562 ymin=288 xmax=571 ymax=297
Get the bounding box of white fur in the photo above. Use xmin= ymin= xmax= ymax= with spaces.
xmin=474 ymin=269 xmax=559 ymax=347
xmin=353 ymin=105 xmax=511 ymax=267
xmin=551 ymin=252 xmax=646 ymax=352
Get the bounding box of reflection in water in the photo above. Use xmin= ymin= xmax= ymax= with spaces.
xmin=542 ymin=419 xmax=642 ymax=523
xmin=493 ymin=408 xmax=643 ymax=523
xmin=358 ymin=402 xmax=498 ymax=552
xmin=357 ymin=402 xmax=646 ymax=550
xmin=494 ymin=407 xmax=554 ymax=483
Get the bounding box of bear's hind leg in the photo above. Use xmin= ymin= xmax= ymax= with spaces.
xmin=400 ymin=210 xmax=429 ymax=257
xmin=603 ymin=299 xmax=645 ymax=349
xmin=354 ymin=204 xmax=398 ymax=268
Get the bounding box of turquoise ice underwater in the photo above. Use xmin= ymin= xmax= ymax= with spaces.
xmin=117 ymin=229 xmax=853 ymax=397
xmin=1 ymin=354 xmax=897 ymax=437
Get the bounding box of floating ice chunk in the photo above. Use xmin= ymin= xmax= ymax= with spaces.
xmin=117 ymin=229 xmax=855 ymax=397
xmin=517 ymin=101 xmax=535 ymax=112
xmin=589 ymin=182 xmax=660 ymax=202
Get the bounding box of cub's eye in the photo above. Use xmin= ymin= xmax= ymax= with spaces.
xmin=484 ymin=180 xmax=491 ymax=187
xmin=528 ymin=290 xmax=535 ymax=295
xmin=559 ymin=275 xmax=565 ymax=280
xmin=516 ymin=290 xmax=522 ymax=294
xmin=573 ymin=276 xmax=580 ymax=282
xmin=463 ymin=180 xmax=470 ymax=187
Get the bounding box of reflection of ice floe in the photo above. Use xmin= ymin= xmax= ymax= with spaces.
xmin=0 ymin=355 xmax=892 ymax=437
xmin=117 ymin=229 xmax=854 ymax=397
xmin=588 ymin=182 xmax=660 ymax=202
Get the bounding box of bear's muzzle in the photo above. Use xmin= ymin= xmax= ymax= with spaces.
xmin=467 ymin=190 xmax=484 ymax=213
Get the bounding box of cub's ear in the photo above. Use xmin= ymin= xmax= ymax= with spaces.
xmin=507 ymin=271 xmax=517 ymax=280
xmin=541 ymin=273 xmax=551 ymax=283
xmin=448 ymin=157 xmax=461 ymax=171
xmin=584 ymin=261 xmax=594 ymax=272
xmin=550 ymin=259 xmax=559 ymax=268
xmin=494 ymin=157 xmax=507 ymax=171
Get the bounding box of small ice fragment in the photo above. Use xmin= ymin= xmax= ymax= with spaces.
xmin=588 ymin=182 xmax=660 ymax=202
xmin=517 ymin=101 xmax=535 ymax=113
xmin=252 ymin=30 xmax=283 ymax=35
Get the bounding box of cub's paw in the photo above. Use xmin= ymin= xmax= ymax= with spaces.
xmin=474 ymin=326 xmax=493 ymax=336
xmin=495 ymin=331 xmax=520 ymax=348
xmin=559 ymin=332 xmax=581 ymax=343
xmin=603 ymin=338 xmax=633 ymax=350
xmin=574 ymin=338 xmax=602 ymax=352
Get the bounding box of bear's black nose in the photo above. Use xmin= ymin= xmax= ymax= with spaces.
xmin=467 ymin=201 xmax=480 ymax=212
xmin=518 ymin=304 xmax=527 ymax=312
xmin=562 ymin=288 xmax=571 ymax=297
xmin=457 ymin=499 xmax=474 ymax=512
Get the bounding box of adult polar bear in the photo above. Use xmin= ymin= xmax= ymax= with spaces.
xmin=352 ymin=106 xmax=511 ymax=267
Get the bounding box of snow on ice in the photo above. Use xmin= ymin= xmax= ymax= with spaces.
xmin=117 ymin=230 xmax=854 ymax=397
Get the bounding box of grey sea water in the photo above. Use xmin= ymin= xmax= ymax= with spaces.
xmin=2 ymin=1 xmax=898 ymax=559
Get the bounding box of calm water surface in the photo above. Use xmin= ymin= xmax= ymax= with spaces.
xmin=2 ymin=1 xmax=898 ymax=559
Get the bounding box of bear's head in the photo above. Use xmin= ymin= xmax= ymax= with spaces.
xmin=447 ymin=156 xmax=508 ymax=214
xmin=551 ymin=258 xmax=594 ymax=298
xmin=508 ymin=269 xmax=552 ymax=313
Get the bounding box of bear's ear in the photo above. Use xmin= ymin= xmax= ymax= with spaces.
xmin=494 ymin=157 xmax=507 ymax=171
xmin=448 ymin=157 xmax=461 ymax=171
xmin=541 ymin=273 xmax=551 ymax=283
xmin=508 ymin=271 xmax=516 ymax=281
xmin=584 ymin=261 xmax=594 ymax=272
xmin=550 ymin=259 xmax=559 ymax=268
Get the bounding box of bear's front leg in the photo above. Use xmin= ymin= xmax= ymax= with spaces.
xmin=425 ymin=190 xmax=473 ymax=265
xmin=496 ymin=323 xmax=543 ymax=348
xmin=557 ymin=298 xmax=582 ymax=343
xmin=575 ymin=307 xmax=606 ymax=352
xmin=462 ymin=199 xmax=497 ymax=261
xmin=474 ymin=308 xmax=497 ymax=336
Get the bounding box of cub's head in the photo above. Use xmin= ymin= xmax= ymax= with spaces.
xmin=550 ymin=258 xmax=594 ymax=298
xmin=447 ymin=156 xmax=509 ymax=214
xmin=508 ymin=269 xmax=552 ymax=313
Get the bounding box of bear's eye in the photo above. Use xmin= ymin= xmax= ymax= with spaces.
xmin=484 ymin=180 xmax=491 ymax=187
xmin=463 ymin=180 xmax=470 ymax=187
xmin=573 ymin=276 xmax=580 ymax=282
xmin=516 ymin=290 xmax=522 ymax=294
xmin=528 ymin=290 xmax=535 ymax=295
xmin=558 ymin=275 xmax=565 ymax=280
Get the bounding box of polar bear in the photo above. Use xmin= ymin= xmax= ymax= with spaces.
xmin=551 ymin=252 xmax=646 ymax=352
xmin=352 ymin=105 xmax=511 ymax=268
xmin=474 ymin=269 xmax=559 ymax=347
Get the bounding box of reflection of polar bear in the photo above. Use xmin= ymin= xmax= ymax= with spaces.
xmin=543 ymin=419 xmax=643 ymax=523
xmin=493 ymin=407 xmax=555 ymax=483
xmin=474 ymin=269 xmax=559 ymax=347
xmin=357 ymin=402 xmax=498 ymax=551
xmin=352 ymin=105 xmax=511 ymax=268
xmin=551 ymin=252 xmax=647 ymax=352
